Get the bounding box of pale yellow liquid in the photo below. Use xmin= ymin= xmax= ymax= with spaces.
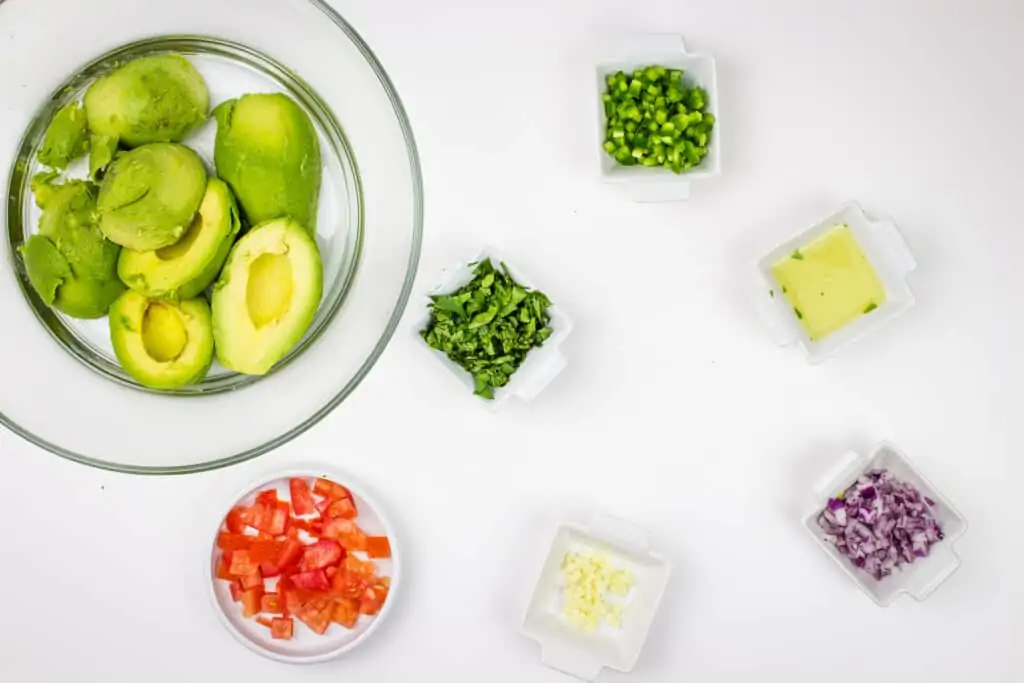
xmin=770 ymin=223 xmax=886 ymax=341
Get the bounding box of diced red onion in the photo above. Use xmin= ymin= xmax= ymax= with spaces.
xmin=816 ymin=469 xmax=944 ymax=581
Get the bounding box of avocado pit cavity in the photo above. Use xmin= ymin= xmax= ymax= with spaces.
xmin=246 ymin=252 xmax=294 ymax=328
xmin=142 ymin=301 xmax=188 ymax=362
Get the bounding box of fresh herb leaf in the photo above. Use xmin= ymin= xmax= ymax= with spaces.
xmin=769 ymin=289 xmax=774 ymax=298
xmin=794 ymin=307 xmax=803 ymax=319
xmin=863 ymin=302 xmax=878 ymax=314
xmin=791 ymin=250 xmax=804 ymax=260
xmin=421 ymin=258 xmax=555 ymax=400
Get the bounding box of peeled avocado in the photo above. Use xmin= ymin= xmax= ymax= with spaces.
xmin=109 ymin=290 xmax=214 ymax=389
xmin=213 ymin=93 xmax=321 ymax=230
xmin=117 ymin=178 xmax=241 ymax=299
xmin=20 ymin=179 xmax=124 ymax=319
xmin=97 ymin=143 xmax=207 ymax=251
xmin=212 ymin=218 xmax=323 ymax=375
xmin=38 ymin=102 xmax=89 ymax=170
xmin=84 ymin=54 xmax=209 ymax=148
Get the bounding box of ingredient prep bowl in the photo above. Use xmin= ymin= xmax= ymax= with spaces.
xmin=595 ymin=34 xmax=719 ymax=202
xmin=415 ymin=246 xmax=573 ymax=409
xmin=0 ymin=0 xmax=422 ymax=472
xmin=206 ymin=466 xmax=401 ymax=663
xmin=523 ymin=515 xmax=671 ymax=681
xmin=754 ymin=202 xmax=916 ymax=362
xmin=803 ymin=442 xmax=966 ymax=606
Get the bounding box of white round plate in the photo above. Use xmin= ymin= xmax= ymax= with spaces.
xmin=204 ymin=466 xmax=401 ymax=663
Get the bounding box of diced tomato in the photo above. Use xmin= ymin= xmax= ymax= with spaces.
xmin=248 ymin=540 xmax=282 ymax=564
xmin=250 ymin=503 xmax=274 ymax=533
xmin=229 ymin=581 xmax=243 ymax=602
xmin=322 ymin=519 xmax=368 ymax=551
xmin=343 ymin=556 xmax=377 ymax=578
xmin=295 ymin=596 xmax=334 ymax=635
xmin=256 ymin=489 xmax=278 ymax=506
xmin=277 ymin=577 xmax=292 ymax=614
xmin=216 ymin=554 xmax=233 ymax=581
xmin=271 ymin=617 xmax=294 ymax=640
xmin=324 ymin=498 xmax=357 ymax=520
xmin=271 ymin=503 xmax=289 ymax=536
xmin=238 ymin=507 xmax=256 ymax=526
xmin=332 ymin=598 xmax=359 ymax=628
xmin=284 ymin=589 xmax=333 ymax=635
xmin=366 ymin=536 xmax=392 ymax=559
xmin=216 ymin=532 xmax=252 ymax=552
xmin=241 ymin=587 xmax=263 ymax=618
xmin=240 ymin=568 xmax=263 ymax=590
xmin=256 ymin=616 xmax=274 ymax=629
xmin=276 ymin=538 xmax=303 ymax=571
xmin=313 ymin=478 xmax=351 ymax=502
xmin=260 ymin=561 xmax=281 ymax=578
xmin=289 ymin=478 xmax=316 ymax=515
xmin=226 ymin=507 xmax=249 ymax=534
xmin=325 ymin=566 xmax=338 ymax=579
xmin=301 ymin=540 xmax=344 ymax=571
xmin=291 ymin=569 xmax=330 ymax=591
xmin=229 ymin=550 xmax=257 ymax=577
xmin=250 ymin=501 xmax=288 ymax=536
xmin=261 ymin=593 xmax=283 ymax=615
xmin=289 ymin=517 xmax=322 ymax=537
xmin=331 ymin=569 xmax=370 ymax=600
xmin=358 ymin=581 xmax=388 ymax=616
xmin=315 ymin=497 xmax=331 ymax=515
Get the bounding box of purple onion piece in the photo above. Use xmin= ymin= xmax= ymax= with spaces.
xmin=816 ymin=467 xmax=944 ymax=581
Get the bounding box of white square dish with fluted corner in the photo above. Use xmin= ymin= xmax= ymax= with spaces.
xmin=753 ymin=202 xmax=917 ymax=363
xmin=414 ymin=246 xmax=573 ymax=410
xmin=522 ymin=515 xmax=671 ymax=681
xmin=595 ymin=33 xmax=719 ymax=202
xmin=803 ymin=443 xmax=967 ymax=607
xmin=205 ymin=466 xmax=401 ymax=664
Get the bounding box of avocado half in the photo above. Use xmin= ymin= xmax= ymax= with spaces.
xmin=211 ymin=218 xmax=323 ymax=375
xmin=97 ymin=143 xmax=207 ymax=251
xmin=117 ymin=178 xmax=241 ymax=299
xmin=109 ymin=290 xmax=214 ymax=390
xmin=84 ymin=54 xmax=209 ymax=148
xmin=213 ymin=93 xmax=321 ymax=231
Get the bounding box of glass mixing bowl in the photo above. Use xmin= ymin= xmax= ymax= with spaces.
xmin=0 ymin=0 xmax=423 ymax=472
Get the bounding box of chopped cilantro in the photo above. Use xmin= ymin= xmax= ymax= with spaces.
xmin=769 ymin=289 xmax=775 ymax=298
xmin=794 ymin=307 xmax=803 ymax=319
xmin=421 ymin=258 xmax=554 ymax=400
xmin=864 ymin=302 xmax=878 ymax=314
xmin=791 ymin=250 xmax=804 ymax=260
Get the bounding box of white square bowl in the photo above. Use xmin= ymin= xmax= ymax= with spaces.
xmin=753 ymin=201 xmax=917 ymax=362
xmin=522 ymin=516 xmax=671 ymax=681
xmin=596 ymin=34 xmax=719 ymax=202
xmin=414 ymin=247 xmax=573 ymax=410
xmin=802 ymin=442 xmax=967 ymax=606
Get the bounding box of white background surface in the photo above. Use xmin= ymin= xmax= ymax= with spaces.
xmin=1 ymin=0 xmax=1021 ymax=681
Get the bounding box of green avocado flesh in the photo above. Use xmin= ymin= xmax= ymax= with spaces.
xmin=89 ymin=133 xmax=120 ymax=179
xmin=109 ymin=291 xmax=214 ymax=389
xmin=20 ymin=179 xmax=124 ymax=318
xmin=117 ymin=177 xmax=240 ymax=299
xmin=97 ymin=142 xmax=207 ymax=251
xmin=84 ymin=54 xmax=210 ymax=148
xmin=212 ymin=218 xmax=323 ymax=375
xmin=38 ymin=102 xmax=89 ymax=170
xmin=214 ymin=93 xmax=322 ymax=230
